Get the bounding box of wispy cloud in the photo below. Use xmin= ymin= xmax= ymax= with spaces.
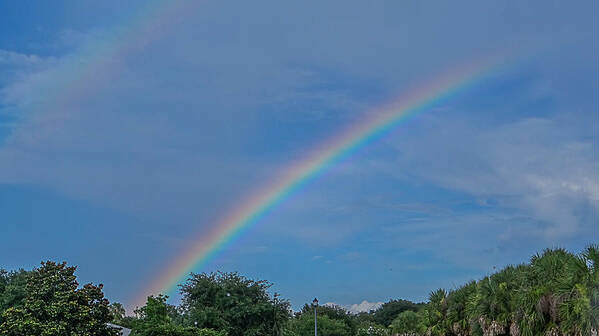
xmin=387 ymin=115 xmax=599 ymax=240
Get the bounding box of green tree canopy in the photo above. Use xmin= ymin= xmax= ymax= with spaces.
xmin=180 ymin=271 xmax=290 ymax=336
xmin=390 ymin=310 xmax=424 ymax=335
xmin=287 ymin=313 xmax=352 ymax=336
xmin=132 ymin=295 xmax=224 ymax=336
xmin=0 ymin=261 xmax=117 ymax=336
xmin=298 ymin=304 xmax=356 ymax=334
xmin=372 ymin=299 xmax=423 ymax=327
xmin=109 ymin=302 xmax=138 ymax=329
xmin=109 ymin=302 xmax=126 ymax=322
xmin=0 ymin=269 xmax=28 ymax=321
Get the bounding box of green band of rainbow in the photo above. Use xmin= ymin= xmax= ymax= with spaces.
xmin=135 ymin=57 xmax=513 ymax=307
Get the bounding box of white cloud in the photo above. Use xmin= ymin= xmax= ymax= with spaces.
xmin=373 ymin=114 xmax=599 ymax=242
xmin=325 ymin=300 xmax=383 ymax=314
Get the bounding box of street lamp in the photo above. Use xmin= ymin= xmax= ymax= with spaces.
xmin=312 ymin=298 xmax=318 ymax=336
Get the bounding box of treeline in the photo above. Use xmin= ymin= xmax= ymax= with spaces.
xmin=404 ymin=245 xmax=599 ymax=336
xmin=0 ymin=261 xmax=421 ymax=336
xmin=1 ymin=245 xmax=598 ymax=336
xmin=113 ymin=273 xmax=423 ymax=336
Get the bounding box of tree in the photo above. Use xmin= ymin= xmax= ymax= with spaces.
xmin=180 ymin=271 xmax=290 ymax=336
xmin=0 ymin=261 xmax=117 ymax=336
xmin=298 ymin=304 xmax=355 ymax=334
xmin=132 ymin=295 xmax=224 ymax=336
xmin=445 ymin=280 xmax=476 ymax=335
xmin=421 ymin=289 xmax=448 ymax=336
xmin=402 ymin=245 xmax=599 ymax=336
xmin=556 ymin=245 xmax=599 ymax=335
xmin=109 ymin=302 xmax=127 ymax=322
xmin=0 ymin=269 xmax=28 ymax=321
xmin=109 ymin=302 xmax=138 ymax=329
xmin=286 ymin=313 xmax=352 ymax=336
xmin=517 ymin=248 xmax=580 ymax=336
xmin=372 ymin=299 xmax=422 ymax=327
xmin=353 ymin=311 xmax=375 ymax=326
xmin=390 ymin=311 xmax=425 ymax=335
xmin=466 ymin=264 xmax=529 ymax=336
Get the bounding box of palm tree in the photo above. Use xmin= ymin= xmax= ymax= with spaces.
xmin=556 ymin=245 xmax=599 ymax=335
xmin=422 ymin=288 xmax=448 ymax=336
xmin=518 ymin=248 xmax=579 ymax=336
xmin=446 ymin=281 xmax=476 ymax=336
xmin=464 ymin=264 xmax=529 ymax=336
xmin=414 ymin=246 xmax=599 ymax=336
xmin=583 ymin=245 xmax=599 ymax=332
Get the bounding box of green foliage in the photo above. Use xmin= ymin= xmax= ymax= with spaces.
xmin=195 ymin=329 xmax=227 ymax=336
xmin=0 ymin=269 xmax=28 ymax=321
xmin=0 ymin=261 xmax=117 ymax=336
xmin=109 ymin=302 xmax=126 ymax=321
xmin=2 ymin=245 xmax=599 ymax=336
xmin=412 ymin=245 xmax=599 ymax=336
xmin=515 ymin=248 xmax=580 ymax=336
xmin=445 ymin=280 xmax=476 ymax=334
xmin=390 ymin=310 xmax=425 ymax=335
xmin=109 ymin=301 xmax=139 ymax=329
xmin=132 ymin=295 xmax=224 ymax=336
xmin=555 ymin=245 xmax=599 ymax=335
xmin=180 ymin=271 xmax=290 ymax=336
xmin=135 ymin=295 xmax=172 ymax=326
xmin=287 ymin=300 xmax=422 ymax=336
xmin=286 ymin=313 xmax=352 ymax=336
xmin=421 ymin=288 xmax=448 ymax=336
xmin=298 ymin=304 xmax=356 ymax=333
xmin=371 ymin=299 xmax=422 ymax=327
xmin=355 ymin=322 xmax=389 ymax=336
xmin=132 ymin=323 xmax=223 ymax=336
xmin=353 ymin=311 xmax=375 ymax=326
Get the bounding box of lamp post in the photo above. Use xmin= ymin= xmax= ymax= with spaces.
xmin=312 ymin=298 xmax=318 ymax=336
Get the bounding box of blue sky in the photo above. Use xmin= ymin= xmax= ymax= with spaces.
xmin=1 ymin=1 xmax=599 ymax=312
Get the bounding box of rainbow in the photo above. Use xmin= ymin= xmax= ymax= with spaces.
xmin=15 ymin=0 xmax=196 ymax=125
xmin=0 ymin=0 xmax=519 ymax=312
xmin=135 ymin=57 xmax=513 ymax=307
